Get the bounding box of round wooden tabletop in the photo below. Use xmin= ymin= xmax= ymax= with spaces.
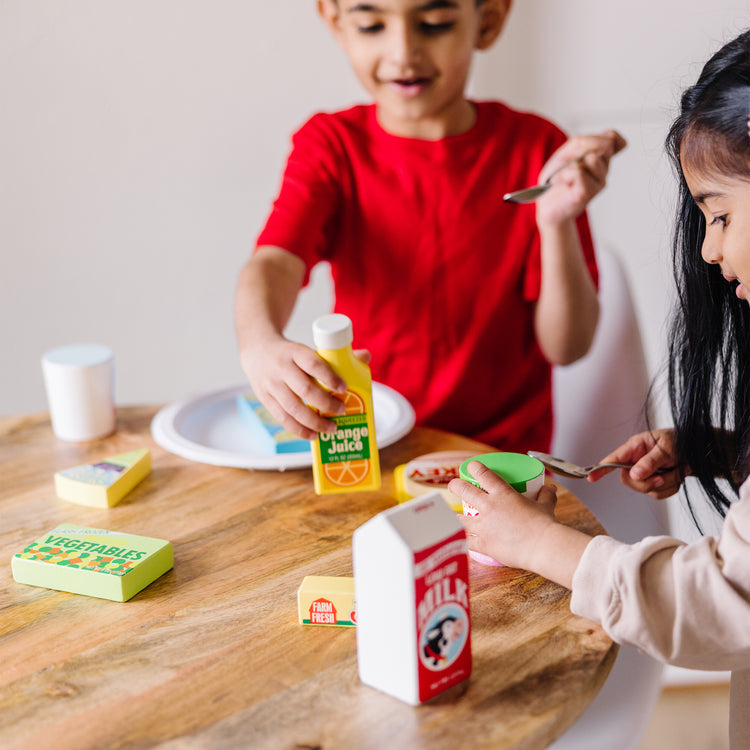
xmin=0 ymin=406 xmax=615 ymax=750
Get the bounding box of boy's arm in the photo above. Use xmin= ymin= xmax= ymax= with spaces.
xmin=234 ymin=245 xmax=346 ymax=440
xmin=533 ymin=130 xmax=626 ymax=365
xmin=534 ymin=218 xmax=599 ymax=365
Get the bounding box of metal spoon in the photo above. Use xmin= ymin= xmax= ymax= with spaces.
xmin=503 ymin=150 xmax=594 ymax=204
xmin=527 ymin=451 xmax=638 ymax=479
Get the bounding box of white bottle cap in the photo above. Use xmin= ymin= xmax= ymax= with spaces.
xmin=313 ymin=314 xmax=353 ymax=350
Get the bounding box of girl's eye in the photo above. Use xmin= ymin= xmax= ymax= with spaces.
xmin=710 ymin=214 xmax=728 ymax=228
xmin=358 ymin=23 xmax=384 ymax=34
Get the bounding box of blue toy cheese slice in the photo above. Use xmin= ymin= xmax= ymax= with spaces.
xmin=236 ymin=393 xmax=310 ymax=454
xmin=54 ymin=449 xmax=151 ymax=508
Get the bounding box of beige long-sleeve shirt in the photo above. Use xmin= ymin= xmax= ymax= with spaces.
xmin=571 ymin=479 xmax=750 ymax=748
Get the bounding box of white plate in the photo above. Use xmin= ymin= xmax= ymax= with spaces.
xmin=150 ymin=382 xmax=415 ymax=471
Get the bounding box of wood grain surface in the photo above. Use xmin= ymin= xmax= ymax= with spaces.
xmin=0 ymin=407 xmax=615 ymax=750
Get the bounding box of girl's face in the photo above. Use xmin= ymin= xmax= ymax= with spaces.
xmin=319 ymin=0 xmax=507 ymax=140
xmin=683 ymin=162 xmax=750 ymax=304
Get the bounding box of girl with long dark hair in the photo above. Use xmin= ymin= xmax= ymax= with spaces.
xmin=450 ymin=30 xmax=750 ymax=747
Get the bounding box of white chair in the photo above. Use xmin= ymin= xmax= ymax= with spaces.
xmin=546 ymin=247 xmax=669 ymax=750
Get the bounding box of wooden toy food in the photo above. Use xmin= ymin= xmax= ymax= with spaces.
xmin=395 ymin=451 xmax=477 ymax=512
xmin=12 ymin=525 xmax=173 ymax=602
xmin=297 ymin=575 xmax=356 ymax=627
xmin=311 ymin=314 xmax=380 ymax=494
xmin=459 ymin=452 xmax=545 ymax=566
xmin=54 ymin=449 xmax=151 ymax=508
xmin=236 ymin=392 xmax=310 ymax=454
xmin=353 ymin=492 xmax=471 ymax=704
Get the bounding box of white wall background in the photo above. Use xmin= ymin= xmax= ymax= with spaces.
xmin=4 ymin=0 xmax=750 ymax=423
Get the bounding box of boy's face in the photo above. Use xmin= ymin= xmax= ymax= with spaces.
xmin=319 ymin=0 xmax=510 ymax=139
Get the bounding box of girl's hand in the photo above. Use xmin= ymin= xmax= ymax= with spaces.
xmin=449 ymin=461 xmax=593 ymax=588
xmin=536 ymin=130 xmax=627 ymax=227
xmin=587 ymin=428 xmax=684 ymax=499
xmin=448 ymin=461 xmax=560 ymax=571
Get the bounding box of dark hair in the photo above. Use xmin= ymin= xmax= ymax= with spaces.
xmin=665 ymin=29 xmax=750 ymax=523
xmin=332 ymin=0 xmax=487 ymax=5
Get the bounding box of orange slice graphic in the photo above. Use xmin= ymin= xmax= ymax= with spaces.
xmin=322 ymin=390 xmax=370 ymax=487
xmin=324 ymin=458 xmax=370 ymax=486
xmin=323 ymin=389 xmax=365 ymax=417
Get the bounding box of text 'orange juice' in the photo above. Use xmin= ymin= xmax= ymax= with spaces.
xmin=311 ymin=314 xmax=381 ymax=494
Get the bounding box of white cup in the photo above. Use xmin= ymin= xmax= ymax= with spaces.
xmin=41 ymin=344 xmax=116 ymax=441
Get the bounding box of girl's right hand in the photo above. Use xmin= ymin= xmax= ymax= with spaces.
xmin=587 ymin=428 xmax=684 ymax=499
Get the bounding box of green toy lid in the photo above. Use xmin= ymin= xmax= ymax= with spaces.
xmin=459 ymin=452 xmax=544 ymax=492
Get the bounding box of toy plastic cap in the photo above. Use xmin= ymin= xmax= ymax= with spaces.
xmin=459 ymin=452 xmax=544 ymax=492
xmin=313 ymin=314 xmax=353 ymax=350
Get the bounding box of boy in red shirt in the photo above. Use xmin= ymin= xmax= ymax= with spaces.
xmin=235 ymin=0 xmax=625 ymax=451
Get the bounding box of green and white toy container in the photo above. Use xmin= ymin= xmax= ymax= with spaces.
xmin=459 ymin=452 xmax=545 ymax=566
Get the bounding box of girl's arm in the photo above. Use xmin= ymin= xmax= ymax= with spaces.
xmin=571 ymin=497 xmax=750 ymax=671
xmin=451 ymin=460 xmax=750 ymax=672
xmin=533 ymin=131 xmax=626 ymax=365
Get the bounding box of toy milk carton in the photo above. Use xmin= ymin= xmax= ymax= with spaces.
xmin=352 ymin=492 xmax=471 ymax=705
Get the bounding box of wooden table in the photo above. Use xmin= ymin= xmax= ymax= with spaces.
xmin=0 ymin=407 xmax=616 ymax=750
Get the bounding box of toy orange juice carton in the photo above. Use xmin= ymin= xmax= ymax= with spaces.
xmin=353 ymin=492 xmax=471 ymax=705
xmin=311 ymin=314 xmax=380 ymax=494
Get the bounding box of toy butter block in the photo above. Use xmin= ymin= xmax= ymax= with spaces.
xmin=353 ymin=492 xmax=471 ymax=705
xmin=11 ymin=525 xmax=173 ymax=602
xmin=236 ymin=393 xmax=310 ymax=454
xmin=298 ymin=575 xmax=356 ymax=627
xmin=54 ymin=449 xmax=151 ymax=508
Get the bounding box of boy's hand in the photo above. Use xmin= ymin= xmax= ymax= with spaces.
xmin=587 ymin=428 xmax=683 ymax=499
xmin=240 ymin=336 xmax=364 ymax=441
xmin=536 ymin=129 xmax=627 ymax=226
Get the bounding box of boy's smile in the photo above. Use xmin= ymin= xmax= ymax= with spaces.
xmin=388 ymin=76 xmax=433 ymax=99
xmin=319 ymin=0 xmax=510 ymax=140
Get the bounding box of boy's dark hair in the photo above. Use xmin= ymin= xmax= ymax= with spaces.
xmin=665 ymin=29 xmax=750 ymax=523
xmin=331 ymin=0 xmax=488 ymax=6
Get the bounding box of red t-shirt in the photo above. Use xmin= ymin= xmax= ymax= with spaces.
xmin=256 ymin=102 xmax=597 ymax=451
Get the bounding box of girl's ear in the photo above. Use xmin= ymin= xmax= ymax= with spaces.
xmin=317 ymin=0 xmax=342 ymax=36
xmin=476 ymin=0 xmax=513 ymax=51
